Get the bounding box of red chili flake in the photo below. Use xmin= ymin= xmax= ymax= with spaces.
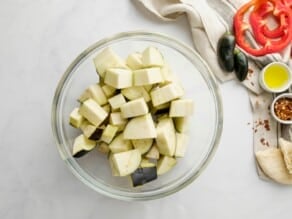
xmin=260 ymin=138 xmax=265 ymax=145
xmin=263 ymin=120 xmax=270 ymax=131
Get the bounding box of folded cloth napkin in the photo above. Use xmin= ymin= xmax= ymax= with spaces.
xmin=134 ymin=0 xmax=292 ymax=183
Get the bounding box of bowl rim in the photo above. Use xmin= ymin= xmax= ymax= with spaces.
xmin=271 ymin=93 xmax=292 ymax=125
xmin=51 ymin=31 xmax=223 ymax=201
xmin=259 ymin=62 xmax=292 ymax=93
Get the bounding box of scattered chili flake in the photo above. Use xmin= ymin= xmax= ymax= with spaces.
xmin=259 ymin=138 xmax=270 ymax=147
xmin=253 ymin=119 xmax=271 ymax=132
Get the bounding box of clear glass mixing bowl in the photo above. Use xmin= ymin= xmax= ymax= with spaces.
xmin=51 ymin=31 xmax=223 ymax=201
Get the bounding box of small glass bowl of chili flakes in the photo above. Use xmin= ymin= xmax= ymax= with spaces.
xmin=271 ymin=93 xmax=292 ymax=124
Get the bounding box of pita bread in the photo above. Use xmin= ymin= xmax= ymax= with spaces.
xmin=256 ymin=148 xmax=292 ymax=185
xmin=279 ymin=138 xmax=292 ymax=174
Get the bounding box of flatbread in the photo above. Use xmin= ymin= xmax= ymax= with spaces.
xmin=256 ymin=148 xmax=292 ymax=185
xmin=279 ymin=138 xmax=292 ymax=174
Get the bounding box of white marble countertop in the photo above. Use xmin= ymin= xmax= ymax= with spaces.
xmin=1 ymin=0 xmax=292 ymax=218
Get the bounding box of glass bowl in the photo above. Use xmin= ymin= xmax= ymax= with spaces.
xmin=51 ymin=31 xmax=223 ymax=201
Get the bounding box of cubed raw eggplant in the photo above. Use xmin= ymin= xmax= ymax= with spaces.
xmin=88 ymin=127 xmax=105 ymax=141
xmin=108 ymin=93 xmax=126 ymax=111
xmin=104 ymin=68 xmax=133 ymax=89
xmin=109 ymin=154 xmax=120 ymax=176
xmin=100 ymin=124 xmax=118 ymax=144
xmin=132 ymin=138 xmax=153 ymax=154
xmin=126 ymin=52 xmax=143 ymax=70
xmin=120 ymin=98 xmax=149 ymax=118
xmin=133 ymin=67 xmax=163 ymax=86
xmin=121 ymin=86 xmax=151 ymax=102
xmin=175 ymin=132 xmax=188 ymax=157
xmin=140 ymin=158 xmax=156 ymax=168
xmin=78 ymin=84 xmax=107 ymax=105
xmin=93 ymin=47 xmax=128 ymax=78
xmin=111 ymin=149 xmax=141 ymax=176
xmin=79 ymin=98 xmax=108 ymax=127
xmin=69 ymin=108 xmax=84 ymax=128
xmin=145 ymin=144 xmax=160 ymax=160
xmin=173 ymin=117 xmax=189 ymax=133
xmin=123 ymin=113 xmax=157 ymax=139
xmin=131 ymin=167 xmax=157 ymax=187
xmin=150 ymin=83 xmax=184 ymax=106
xmin=156 ymin=117 xmax=176 ymax=156
xmin=109 ymin=112 xmax=127 ymax=126
xmin=72 ymin=134 xmax=96 ymax=158
xmin=142 ymin=46 xmax=164 ymax=67
xmin=80 ymin=120 xmax=96 ymax=138
xmin=157 ymin=156 xmax=177 ymax=175
xmin=80 ymin=120 xmax=103 ymax=140
xmin=109 ymin=133 xmax=133 ymax=153
xmin=101 ymin=84 xmax=116 ymax=98
xmin=160 ymin=64 xmax=175 ymax=84
xmin=169 ymin=99 xmax=194 ymax=117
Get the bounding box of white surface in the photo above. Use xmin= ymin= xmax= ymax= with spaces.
xmin=0 ymin=0 xmax=291 ymax=218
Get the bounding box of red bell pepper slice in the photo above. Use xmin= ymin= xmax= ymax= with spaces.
xmin=233 ymin=0 xmax=292 ymax=56
xmin=249 ymin=1 xmax=289 ymax=45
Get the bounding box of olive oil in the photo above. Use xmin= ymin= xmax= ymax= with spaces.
xmin=264 ymin=64 xmax=289 ymax=89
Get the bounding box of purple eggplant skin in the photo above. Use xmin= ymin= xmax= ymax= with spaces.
xmin=88 ymin=127 xmax=104 ymax=141
xmin=73 ymin=150 xmax=89 ymax=158
xmin=217 ymin=32 xmax=235 ymax=72
xmin=131 ymin=167 xmax=157 ymax=187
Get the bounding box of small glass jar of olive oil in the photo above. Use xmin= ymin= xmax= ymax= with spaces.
xmin=259 ymin=62 xmax=292 ymax=93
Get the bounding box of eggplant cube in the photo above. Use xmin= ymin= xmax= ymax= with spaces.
xmin=78 ymin=84 xmax=107 ymax=105
xmin=126 ymin=52 xmax=143 ymax=70
xmin=142 ymin=46 xmax=164 ymax=67
xmin=173 ymin=117 xmax=189 ymax=133
xmin=111 ymin=149 xmax=141 ymax=176
xmin=175 ymin=132 xmax=189 ymax=157
xmin=93 ymin=47 xmax=127 ymax=78
xmin=104 ymin=68 xmax=133 ymax=89
xmin=109 ymin=112 xmax=127 ymax=126
xmin=169 ymin=99 xmax=194 ymax=117
xmin=108 ymin=94 xmax=126 ymax=111
xmin=72 ymin=134 xmax=96 ymax=158
xmin=133 ymin=67 xmax=163 ymax=86
xmin=123 ymin=114 xmax=157 ymax=139
xmin=101 ymin=124 xmax=118 ymax=144
xmin=69 ymin=108 xmax=84 ymax=128
xmin=131 ymin=167 xmax=157 ymax=187
xmin=150 ymin=83 xmax=184 ymax=106
xmin=79 ymin=99 xmax=108 ymax=127
xmin=121 ymin=86 xmax=151 ymax=102
xmin=156 ymin=118 xmax=176 ymax=156
xmin=120 ymin=98 xmax=149 ymax=118
xmin=101 ymin=84 xmax=116 ymax=98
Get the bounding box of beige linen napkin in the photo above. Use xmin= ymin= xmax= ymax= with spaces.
xmin=134 ymin=0 xmax=292 ymax=182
